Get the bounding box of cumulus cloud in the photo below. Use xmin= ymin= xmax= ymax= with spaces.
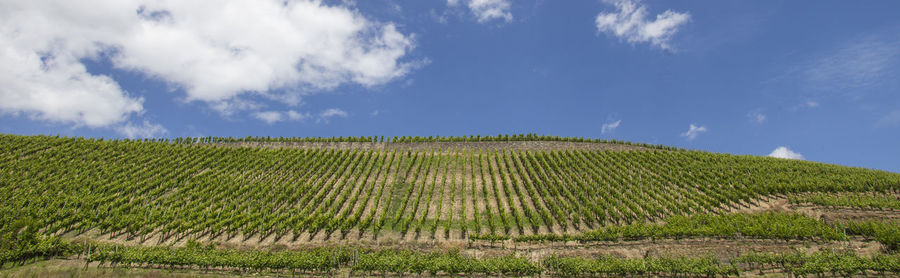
xmin=317 ymin=108 xmax=348 ymax=123
xmin=680 ymin=124 xmax=707 ymax=140
xmin=601 ymin=119 xmax=621 ymax=134
xmin=0 ymin=0 xmax=419 ymax=124
xmin=595 ymin=0 xmax=690 ymax=50
xmin=116 ymin=120 xmax=167 ymax=138
xmin=768 ymin=146 xmax=804 ymax=160
xmin=448 ymin=0 xmax=513 ymax=23
xmin=0 ymin=40 xmax=143 ymax=127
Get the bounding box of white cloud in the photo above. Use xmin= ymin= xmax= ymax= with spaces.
xmin=595 ymin=0 xmax=690 ymax=50
xmin=430 ymin=8 xmax=450 ymax=24
xmin=806 ymin=100 xmax=819 ymax=108
xmin=116 ymin=120 xmax=167 ymax=138
xmin=317 ymin=108 xmax=348 ymax=123
xmin=601 ymin=119 xmax=621 ymax=134
xmin=0 ymin=40 xmax=144 ymax=127
xmin=286 ymin=110 xmax=311 ymax=121
xmin=449 ymin=0 xmax=512 ymax=23
xmin=0 ymin=0 xmax=419 ymax=122
xmin=253 ymin=110 xmax=311 ymax=124
xmin=680 ymin=124 xmax=707 ymax=140
xmin=801 ymin=36 xmax=900 ymax=95
xmin=253 ymin=111 xmax=284 ymax=125
xmin=768 ymin=146 xmax=804 ymax=160
xmin=747 ymin=110 xmax=766 ymax=124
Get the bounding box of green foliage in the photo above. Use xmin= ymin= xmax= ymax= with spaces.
xmin=1 ymin=134 xmax=898 ymax=244
xmin=87 ymin=243 xmax=348 ymax=272
xmin=8 ymin=236 xmax=900 ymax=276
xmin=582 ymin=212 xmax=847 ymax=241
xmin=0 ymin=217 xmax=76 ymax=268
xmin=354 ymin=249 xmax=538 ymax=275
xmin=515 ymin=212 xmax=847 ymax=242
xmin=837 ymin=220 xmax=900 ymax=251
xmin=544 ymin=250 xmax=900 ymax=276
xmin=468 ymin=233 xmax=510 ymax=242
xmin=736 ymin=250 xmax=900 ymax=276
xmin=789 ymin=192 xmax=900 ymax=210
xmin=543 ymin=255 xmax=739 ymax=276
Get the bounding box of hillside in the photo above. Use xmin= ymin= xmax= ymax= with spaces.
xmin=2 ymin=134 xmax=900 ymax=276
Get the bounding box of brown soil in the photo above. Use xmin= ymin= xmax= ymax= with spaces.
xmin=501 ymin=153 xmax=543 ymax=235
xmin=509 ymin=152 xmax=563 ymax=234
xmin=728 ymin=196 xmax=792 ymax=214
xmin=719 ymin=195 xmax=900 ymax=224
xmin=66 ymin=227 xmax=883 ymax=262
xmin=465 ymin=238 xmax=883 ymax=261
xmin=461 ymin=153 xmax=477 ymax=237
xmin=449 ymin=154 xmax=466 ymax=240
xmin=424 ymin=157 xmax=450 ymax=239
xmin=795 ymin=206 xmax=900 ymax=223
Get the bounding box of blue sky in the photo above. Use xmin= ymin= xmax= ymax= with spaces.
xmin=1 ymin=0 xmax=899 ymax=172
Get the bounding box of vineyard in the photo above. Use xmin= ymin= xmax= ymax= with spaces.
xmin=2 ymin=133 xmax=900 ymax=276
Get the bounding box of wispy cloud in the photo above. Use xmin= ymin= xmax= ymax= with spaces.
xmin=877 ymin=110 xmax=900 ymax=127
xmin=253 ymin=111 xmax=283 ymax=125
xmin=747 ymin=110 xmax=766 ymax=124
xmin=770 ymin=35 xmax=900 ymax=103
xmin=601 ymin=119 xmax=622 ymax=134
xmin=768 ymin=146 xmax=804 ymax=160
xmin=802 ymin=36 xmax=900 ymax=95
xmin=253 ymin=110 xmax=311 ymax=125
xmin=595 ymin=0 xmax=691 ymax=50
xmin=448 ymin=0 xmax=512 ymax=23
xmin=680 ymin=124 xmax=707 ymax=140
xmin=317 ymin=108 xmax=348 ymax=124
xmin=764 ymin=34 xmax=900 ymax=112
xmin=116 ymin=120 xmax=167 ymax=139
